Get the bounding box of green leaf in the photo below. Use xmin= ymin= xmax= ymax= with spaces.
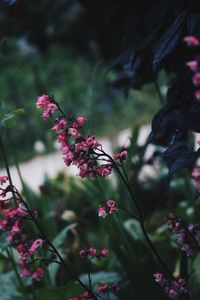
xmin=52 ymin=223 xmax=77 ymax=249
xmin=36 ymin=282 xmax=83 ymax=300
xmin=124 ymin=219 xmax=144 ymax=241
xmin=0 ymin=108 xmax=25 ymax=129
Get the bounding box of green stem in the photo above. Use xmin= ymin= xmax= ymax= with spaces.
xmin=15 ymin=190 xmax=98 ymax=299
xmin=0 ymin=133 xmax=17 ymax=205
xmin=6 ymin=248 xmax=29 ymax=300
xmin=100 ymin=149 xmax=173 ymax=279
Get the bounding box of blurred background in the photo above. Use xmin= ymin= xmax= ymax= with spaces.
xmin=0 ymin=0 xmax=162 ymax=168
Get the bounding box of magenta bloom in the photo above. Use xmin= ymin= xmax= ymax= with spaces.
xmin=29 ymin=239 xmax=44 ymax=254
xmin=114 ymin=150 xmax=128 ymax=161
xmin=184 ymin=36 xmax=200 ymax=46
xmin=154 ymin=273 xmax=188 ymax=299
xmin=195 ymin=90 xmax=200 ymax=100
xmin=0 ymin=176 xmax=8 ymax=185
xmin=186 ymin=60 xmax=198 ymax=71
xmin=193 ymin=73 xmax=200 ymax=86
xmin=98 ymin=200 xmax=118 ymax=218
xmin=36 ymin=94 xmax=58 ymax=119
xmin=31 ymin=267 xmax=44 ymax=281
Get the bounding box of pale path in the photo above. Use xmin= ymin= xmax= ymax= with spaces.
xmin=0 ymin=125 xmax=152 ymax=192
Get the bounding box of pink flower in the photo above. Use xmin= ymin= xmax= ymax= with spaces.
xmin=97 ymin=282 xmax=119 ymax=295
xmin=154 ymin=273 xmax=165 ymax=285
xmin=28 ymin=239 xmax=44 ymax=254
xmin=31 ymin=267 xmax=44 ymax=281
xmin=36 ymin=94 xmax=58 ymax=120
xmin=21 ymin=267 xmax=30 ymax=278
xmin=186 ymin=60 xmax=198 ymax=71
xmin=184 ymin=36 xmax=200 ymax=46
xmin=154 ymin=273 xmax=188 ymax=298
xmin=0 ymin=176 xmax=8 ymax=185
xmin=107 ymin=200 xmax=118 ymax=214
xmin=114 ymin=150 xmax=128 ymax=161
xmin=79 ymin=249 xmax=86 ymax=257
xmin=98 ymin=206 xmax=107 ymax=218
xmin=70 ymin=291 xmax=94 ymax=300
xmin=76 ymin=117 xmax=87 ymax=126
xmin=36 ymin=94 xmax=51 ymax=109
xmin=195 ymin=90 xmax=200 ymax=100
xmin=52 ymin=119 xmax=67 ymax=131
xmin=96 ymin=164 xmax=112 ymax=177
xmin=79 ymin=247 xmax=96 ymax=258
xmin=88 ymin=247 xmax=96 ymax=256
xmin=98 ymin=200 xmax=118 ymax=218
xmin=193 ymin=73 xmax=200 ymax=86
xmin=100 ymin=249 xmax=109 ymax=257
xmin=68 ymin=128 xmax=80 ymax=137
xmin=192 ymin=167 xmax=200 ymax=179
xmin=97 ymin=283 xmax=109 ymax=294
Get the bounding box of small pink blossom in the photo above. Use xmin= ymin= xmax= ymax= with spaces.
xmin=21 ymin=267 xmax=30 ymax=278
xmin=88 ymin=247 xmax=97 ymax=256
xmin=28 ymin=239 xmax=44 ymax=254
xmin=52 ymin=119 xmax=67 ymax=131
xmin=97 ymin=283 xmax=109 ymax=294
xmin=70 ymin=291 xmax=94 ymax=300
xmin=79 ymin=247 xmax=97 ymax=257
xmin=36 ymin=94 xmax=58 ymax=120
xmin=114 ymin=150 xmax=128 ymax=161
xmin=100 ymin=249 xmax=109 ymax=257
xmin=97 ymin=282 xmax=119 ymax=295
xmin=98 ymin=206 xmax=107 ymax=218
xmin=193 ymin=73 xmax=200 ymax=86
xmin=0 ymin=176 xmax=8 ymax=185
xmin=98 ymin=200 xmax=118 ymax=218
xmin=184 ymin=36 xmax=200 ymax=46
xmin=68 ymin=127 xmax=80 ymax=137
xmin=31 ymin=267 xmax=44 ymax=281
xmin=76 ymin=117 xmax=87 ymax=126
xmin=186 ymin=60 xmax=198 ymax=71
xmin=96 ymin=164 xmax=112 ymax=177
xmin=195 ymin=90 xmax=200 ymax=100
xmin=107 ymin=200 xmax=118 ymax=214
xmin=154 ymin=273 xmax=188 ymax=298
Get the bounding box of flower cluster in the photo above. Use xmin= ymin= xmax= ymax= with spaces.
xmin=70 ymin=291 xmax=94 ymax=300
xmin=98 ymin=200 xmax=118 ymax=218
xmin=154 ymin=273 xmax=188 ymax=299
xmin=184 ymin=36 xmax=200 ymax=100
xmin=36 ymin=95 xmax=114 ymax=178
xmin=192 ymin=167 xmax=200 ymax=192
xmin=167 ymin=213 xmax=200 ymax=257
xmin=36 ymin=94 xmax=58 ymax=120
xmin=97 ymin=282 xmax=120 ymax=295
xmin=79 ymin=247 xmax=109 ymax=259
xmin=0 ymin=185 xmax=45 ymax=280
xmin=70 ymin=282 xmax=119 ymax=300
xmin=114 ymin=150 xmax=128 ymax=162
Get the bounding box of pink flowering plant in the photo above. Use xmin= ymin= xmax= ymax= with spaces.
xmin=34 ymin=91 xmax=198 ymax=299
xmin=2 ymin=22 xmax=200 ymax=299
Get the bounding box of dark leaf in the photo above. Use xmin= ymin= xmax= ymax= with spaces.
xmin=187 ymin=13 xmax=200 ymax=37
xmin=3 ymin=0 xmax=17 ymax=6
xmin=153 ymin=10 xmax=187 ymax=72
xmin=162 ymin=134 xmax=200 ymax=177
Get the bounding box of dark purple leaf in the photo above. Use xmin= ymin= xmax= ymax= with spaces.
xmin=4 ymin=0 xmax=17 ymax=6
xmin=153 ymin=10 xmax=187 ymax=72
